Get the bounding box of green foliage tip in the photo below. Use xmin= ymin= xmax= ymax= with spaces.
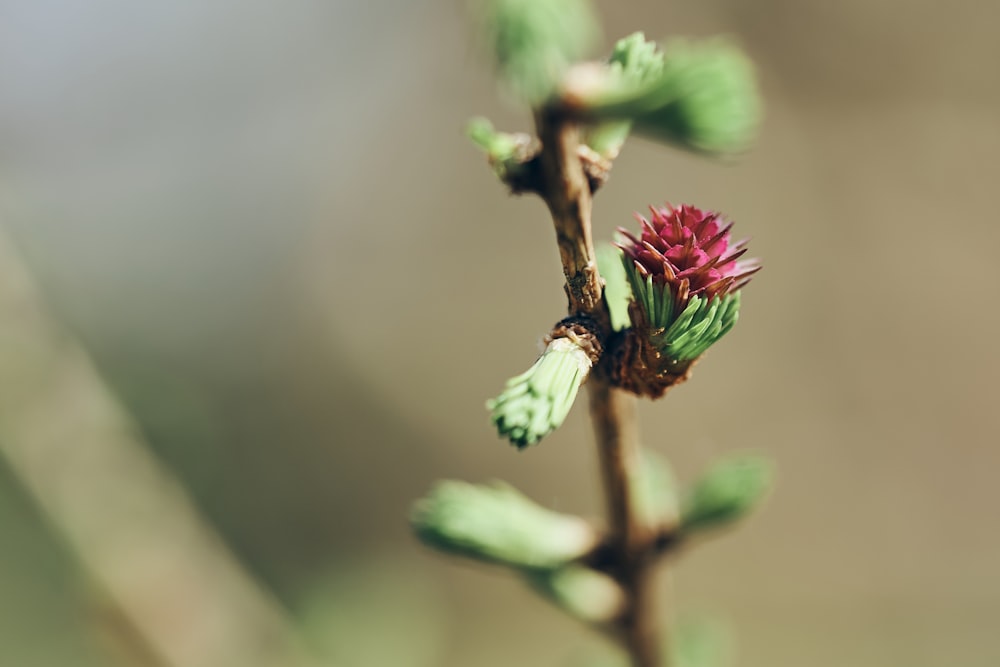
xmin=476 ymin=0 xmax=600 ymax=105
xmin=525 ymin=565 xmax=624 ymax=623
xmin=681 ymin=455 xmax=774 ymax=534
xmin=467 ymin=117 xmax=520 ymax=160
xmin=577 ymin=38 xmax=762 ymax=155
xmin=659 ymin=293 xmax=741 ymax=362
xmin=411 ymin=480 xmax=597 ymax=569
xmin=583 ymin=32 xmax=666 ymax=157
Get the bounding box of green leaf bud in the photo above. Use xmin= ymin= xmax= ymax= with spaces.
xmin=488 ymin=336 xmax=595 ymax=448
xmin=570 ymin=38 xmax=762 ymax=154
xmin=681 ymin=455 xmax=774 ymax=534
xmin=582 ymin=32 xmax=666 ymax=158
xmin=525 ymin=564 xmax=625 ymax=624
xmin=467 ymin=117 xmax=521 ymax=160
xmin=466 ymin=117 xmax=539 ymax=189
xmin=411 ymin=480 xmax=598 ymax=569
xmin=632 ymin=448 xmax=680 ymax=530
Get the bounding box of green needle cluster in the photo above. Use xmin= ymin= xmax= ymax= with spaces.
xmin=584 ymin=32 xmax=668 ymax=158
xmin=624 ymin=258 xmax=742 ymax=363
xmin=477 ymin=0 xmax=599 ymax=104
xmin=488 ymin=337 xmax=593 ymax=448
xmin=574 ymin=36 xmax=761 ymax=155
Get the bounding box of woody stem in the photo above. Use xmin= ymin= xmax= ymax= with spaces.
xmin=534 ymin=108 xmax=664 ymax=667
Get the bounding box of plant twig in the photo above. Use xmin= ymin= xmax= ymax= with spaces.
xmin=589 ymin=380 xmax=661 ymax=667
xmin=533 ymin=108 xmax=663 ymax=667
xmin=533 ymin=108 xmax=608 ymax=328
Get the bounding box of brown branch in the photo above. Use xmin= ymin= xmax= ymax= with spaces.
xmin=532 ymin=109 xmax=665 ymax=667
xmin=534 ymin=108 xmax=609 ymax=328
xmin=589 ymin=380 xmax=663 ymax=667
xmin=493 ymin=137 xmax=612 ymax=197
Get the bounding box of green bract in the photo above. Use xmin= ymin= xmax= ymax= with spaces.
xmin=411 ymin=480 xmax=597 ymax=569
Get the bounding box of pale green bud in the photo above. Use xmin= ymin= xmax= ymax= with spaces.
xmin=488 ymin=336 xmax=595 ymax=448
xmin=570 ymin=38 xmax=762 ymax=155
xmin=525 ymin=565 xmax=624 ymax=624
xmin=475 ymin=0 xmax=600 ymax=105
xmin=411 ymin=480 xmax=598 ymax=569
xmin=681 ymin=455 xmax=773 ymax=533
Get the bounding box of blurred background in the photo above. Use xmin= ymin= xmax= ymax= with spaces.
xmin=0 ymin=0 xmax=998 ymax=666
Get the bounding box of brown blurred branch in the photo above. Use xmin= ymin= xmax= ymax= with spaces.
xmin=589 ymin=382 xmax=662 ymax=667
xmin=0 ymin=227 xmax=320 ymax=667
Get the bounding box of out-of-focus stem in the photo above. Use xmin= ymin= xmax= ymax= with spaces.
xmin=533 ymin=110 xmax=664 ymax=667
xmin=589 ymin=380 xmax=662 ymax=667
xmin=0 ymin=228 xmax=319 ymax=667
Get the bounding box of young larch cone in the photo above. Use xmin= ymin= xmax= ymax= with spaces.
xmin=611 ymin=203 xmax=759 ymax=397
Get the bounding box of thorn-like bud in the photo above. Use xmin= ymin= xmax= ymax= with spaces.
xmin=567 ymin=37 xmax=761 ymax=155
xmin=681 ymin=455 xmax=774 ymax=534
xmin=411 ymin=480 xmax=599 ymax=569
xmin=488 ymin=321 xmax=602 ymax=448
